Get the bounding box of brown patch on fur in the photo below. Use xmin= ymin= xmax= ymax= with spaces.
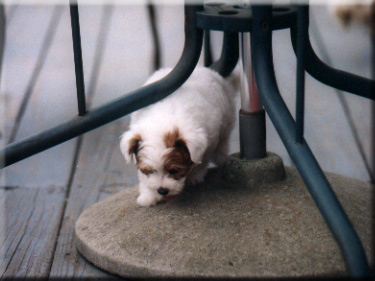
xmin=335 ymin=2 xmax=375 ymax=30
xmin=163 ymin=128 xmax=193 ymax=180
xmin=132 ymin=139 xmax=155 ymax=175
xmin=164 ymin=127 xmax=184 ymax=148
xmin=336 ymin=7 xmax=353 ymax=25
xmin=128 ymin=134 xmax=142 ymax=158
xmin=137 ymin=162 xmax=155 ymax=176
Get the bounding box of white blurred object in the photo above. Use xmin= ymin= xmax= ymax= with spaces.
xmin=328 ymin=0 xmax=374 ymax=30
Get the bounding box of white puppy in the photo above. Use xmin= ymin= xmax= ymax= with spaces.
xmin=120 ymin=67 xmax=238 ymax=207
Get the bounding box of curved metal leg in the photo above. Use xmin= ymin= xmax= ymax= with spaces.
xmin=147 ymin=1 xmax=161 ymax=71
xmin=209 ymin=31 xmax=238 ymax=77
xmin=204 ymin=30 xmax=213 ymax=67
xmin=252 ymin=5 xmax=370 ymax=278
xmin=0 ymin=4 xmax=203 ymax=168
xmin=290 ymin=7 xmax=375 ymax=101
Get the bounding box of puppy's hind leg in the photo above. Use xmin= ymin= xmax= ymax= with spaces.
xmin=211 ymin=133 xmax=230 ymax=166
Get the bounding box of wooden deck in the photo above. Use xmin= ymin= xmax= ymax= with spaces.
xmin=0 ymin=4 xmax=185 ymax=279
xmin=0 ymin=3 xmax=373 ymax=280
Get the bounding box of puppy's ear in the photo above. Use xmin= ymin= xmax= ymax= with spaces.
xmin=120 ymin=131 xmax=142 ymax=163
xmin=164 ymin=127 xmax=207 ymax=164
xmin=183 ymin=128 xmax=208 ymax=164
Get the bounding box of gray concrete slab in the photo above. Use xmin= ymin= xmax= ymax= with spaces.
xmin=75 ymin=154 xmax=373 ymax=278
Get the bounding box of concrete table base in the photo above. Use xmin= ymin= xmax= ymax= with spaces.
xmin=75 ymin=153 xmax=373 ymax=278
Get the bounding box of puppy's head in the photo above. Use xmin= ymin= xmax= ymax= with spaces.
xmin=120 ymin=127 xmax=206 ymax=196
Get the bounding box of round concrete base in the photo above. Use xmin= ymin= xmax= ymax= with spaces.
xmin=75 ymin=153 xmax=373 ymax=278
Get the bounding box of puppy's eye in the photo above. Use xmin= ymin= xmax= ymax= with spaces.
xmin=140 ymin=168 xmax=154 ymax=175
xmin=168 ymin=169 xmax=179 ymax=175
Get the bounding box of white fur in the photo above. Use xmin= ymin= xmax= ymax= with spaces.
xmin=120 ymin=67 xmax=238 ymax=207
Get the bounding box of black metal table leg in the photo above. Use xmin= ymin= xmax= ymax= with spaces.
xmin=290 ymin=10 xmax=375 ymax=101
xmin=0 ymin=4 xmax=203 ymax=168
xmin=70 ymin=1 xmax=87 ymax=116
xmin=252 ymin=5 xmax=371 ymax=278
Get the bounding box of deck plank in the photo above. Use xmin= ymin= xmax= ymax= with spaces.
xmin=0 ymin=186 xmax=66 ymax=279
xmin=49 ymin=119 xmax=137 ymax=279
xmin=1 ymin=5 xmax=146 ymax=279
xmin=0 ymin=6 xmax=60 ymax=144
xmin=0 ymin=6 xmax=76 ymax=280
xmin=0 ymin=5 xmax=108 ymax=279
xmin=0 ymin=5 xmax=78 ymax=188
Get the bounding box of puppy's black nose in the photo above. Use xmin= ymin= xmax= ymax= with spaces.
xmin=157 ymin=187 xmax=169 ymax=196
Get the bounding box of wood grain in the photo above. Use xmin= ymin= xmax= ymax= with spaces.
xmin=49 ymin=119 xmax=137 ymax=279
xmin=0 ymin=6 xmax=74 ymax=280
xmin=0 ymin=186 xmax=66 ymax=279
xmin=0 ymin=6 xmax=78 ymax=188
xmin=0 ymin=6 xmax=59 ymax=144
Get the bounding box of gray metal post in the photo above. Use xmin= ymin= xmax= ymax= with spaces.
xmin=239 ymin=30 xmax=266 ymax=159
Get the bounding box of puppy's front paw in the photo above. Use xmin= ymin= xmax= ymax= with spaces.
xmin=187 ymin=166 xmax=208 ymax=185
xmin=137 ymin=193 xmax=160 ymax=207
